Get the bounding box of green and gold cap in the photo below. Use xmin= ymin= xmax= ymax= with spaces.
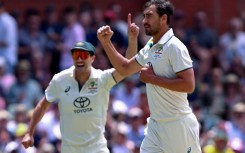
xmin=71 ymin=41 xmax=95 ymax=55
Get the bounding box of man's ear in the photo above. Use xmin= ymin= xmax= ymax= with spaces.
xmin=159 ymin=14 xmax=168 ymax=28
xmin=161 ymin=14 xmax=167 ymax=23
xmin=91 ymin=55 xmax=96 ymax=62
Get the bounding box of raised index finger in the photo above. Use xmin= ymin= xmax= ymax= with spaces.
xmin=128 ymin=13 xmax=132 ymax=27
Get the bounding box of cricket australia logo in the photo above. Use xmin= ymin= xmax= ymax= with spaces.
xmin=88 ymin=79 xmax=98 ymax=94
xmin=76 ymin=42 xmax=84 ymax=46
xmin=88 ymin=81 xmax=97 ymax=89
xmin=73 ymin=97 xmax=92 ymax=114
xmin=155 ymin=46 xmax=163 ymax=54
xmin=153 ymin=46 xmax=163 ymax=59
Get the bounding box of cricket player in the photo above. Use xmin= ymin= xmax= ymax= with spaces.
xmin=97 ymin=0 xmax=202 ymax=152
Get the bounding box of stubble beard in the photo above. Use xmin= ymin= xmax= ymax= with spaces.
xmin=145 ymin=28 xmax=152 ymax=36
xmin=145 ymin=28 xmax=157 ymax=36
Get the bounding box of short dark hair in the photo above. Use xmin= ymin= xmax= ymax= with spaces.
xmin=144 ymin=0 xmax=174 ymax=25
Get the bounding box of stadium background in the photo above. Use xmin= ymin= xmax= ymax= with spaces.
xmin=3 ymin=0 xmax=245 ymax=34
xmin=0 ymin=0 xmax=245 ymax=153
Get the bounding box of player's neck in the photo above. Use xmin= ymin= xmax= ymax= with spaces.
xmin=152 ymin=27 xmax=170 ymax=44
xmin=75 ymin=68 xmax=91 ymax=85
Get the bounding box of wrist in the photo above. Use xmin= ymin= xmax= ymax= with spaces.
xmin=101 ymin=39 xmax=112 ymax=45
xmin=128 ymin=36 xmax=137 ymax=40
xmin=26 ymin=128 xmax=35 ymax=136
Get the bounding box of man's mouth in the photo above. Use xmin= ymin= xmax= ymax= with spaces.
xmin=144 ymin=24 xmax=150 ymax=28
xmin=76 ymin=63 xmax=85 ymax=67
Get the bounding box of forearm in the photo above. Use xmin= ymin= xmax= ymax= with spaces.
xmin=146 ymin=75 xmax=195 ymax=93
xmin=27 ymin=97 xmax=50 ymax=135
xmin=101 ymin=40 xmax=130 ymax=75
xmin=125 ymin=37 xmax=138 ymax=59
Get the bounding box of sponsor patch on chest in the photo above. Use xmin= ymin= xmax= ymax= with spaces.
xmin=73 ymin=97 xmax=93 ymax=114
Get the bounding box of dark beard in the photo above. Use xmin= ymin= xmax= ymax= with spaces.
xmin=145 ymin=28 xmax=152 ymax=36
xmin=145 ymin=29 xmax=157 ymax=36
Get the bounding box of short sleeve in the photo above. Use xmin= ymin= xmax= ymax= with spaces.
xmin=100 ymin=68 xmax=117 ymax=90
xmin=45 ymin=75 xmax=59 ymax=103
xmin=169 ymin=43 xmax=193 ymax=73
xmin=135 ymin=48 xmax=147 ymax=67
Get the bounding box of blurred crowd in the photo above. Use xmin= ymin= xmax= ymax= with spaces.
xmin=0 ymin=1 xmax=245 ymax=153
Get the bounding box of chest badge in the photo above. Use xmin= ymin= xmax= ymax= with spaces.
xmin=88 ymin=79 xmax=98 ymax=94
xmin=153 ymin=46 xmax=163 ymax=59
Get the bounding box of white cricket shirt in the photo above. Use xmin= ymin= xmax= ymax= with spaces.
xmin=45 ymin=66 xmax=116 ymax=147
xmin=135 ymin=28 xmax=193 ymax=121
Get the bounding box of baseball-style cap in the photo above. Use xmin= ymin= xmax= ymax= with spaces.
xmin=71 ymin=41 xmax=95 ymax=55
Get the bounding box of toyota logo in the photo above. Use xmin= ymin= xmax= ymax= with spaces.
xmin=73 ymin=97 xmax=90 ymax=108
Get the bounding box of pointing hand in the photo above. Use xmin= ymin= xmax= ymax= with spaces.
xmin=128 ymin=13 xmax=139 ymax=40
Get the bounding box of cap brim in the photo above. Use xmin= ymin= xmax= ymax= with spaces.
xmin=71 ymin=48 xmax=94 ymax=55
xmin=71 ymin=47 xmax=90 ymax=52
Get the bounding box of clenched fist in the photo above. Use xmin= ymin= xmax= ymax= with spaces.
xmin=97 ymin=25 xmax=114 ymax=44
xmin=21 ymin=133 xmax=34 ymax=149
